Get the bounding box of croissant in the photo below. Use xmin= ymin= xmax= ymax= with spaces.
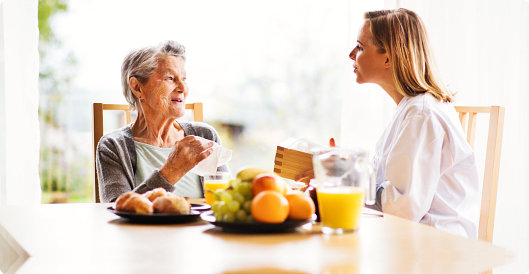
xmin=115 ymin=192 xmax=153 ymax=214
xmin=153 ymin=196 xmax=191 ymax=214
xmin=115 ymin=192 xmax=135 ymax=211
xmin=143 ymin=187 xmax=169 ymax=202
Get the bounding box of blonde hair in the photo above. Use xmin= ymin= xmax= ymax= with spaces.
xmin=365 ymin=9 xmax=453 ymax=102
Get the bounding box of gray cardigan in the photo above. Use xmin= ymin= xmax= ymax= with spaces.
xmin=96 ymin=121 xmax=228 ymax=202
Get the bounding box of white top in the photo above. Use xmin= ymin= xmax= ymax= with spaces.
xmin=133 ymin=141 xmax=202 ymax=198
xmin=374 ymin=93 xmax=480 ymax=238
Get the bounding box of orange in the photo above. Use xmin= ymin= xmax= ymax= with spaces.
xmin=251 ymin=190 xmax=289 ymax=223
xmin=286 ymin=191 xmax=315 ymax=220
xmin=251 ymin=173 xmax=286 ymax=196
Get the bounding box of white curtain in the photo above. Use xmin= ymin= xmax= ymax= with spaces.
xmin=342 ymin=1 xmax=529 ymax=273
xmin=0 ymin=0 xmax=41 ymax=205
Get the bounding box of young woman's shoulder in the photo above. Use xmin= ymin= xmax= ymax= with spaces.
xmin=402 ymin=93 xmax=450 ymax=117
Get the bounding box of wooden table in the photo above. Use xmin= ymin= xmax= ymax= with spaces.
xmin=0 ymin=203 xmax=513 ymax=274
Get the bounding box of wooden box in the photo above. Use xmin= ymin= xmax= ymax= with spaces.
xmin=273 ymin=146 xmax=313 ymax=180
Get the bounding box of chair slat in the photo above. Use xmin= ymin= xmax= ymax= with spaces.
xmin=186 ymin=103 xmax=203 ymax=122
xmin=455 ymin=105 xmax=505 ymax=243
xmin=458 ymin=112 xmax=466 ymax=127
xmin=467 ymin=112 xmax=477 ymax=148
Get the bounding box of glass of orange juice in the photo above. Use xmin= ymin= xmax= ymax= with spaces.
xmin=203 ymin=171 xmax=231 ymax=205
xmin=312 ymin=148 xmax=375 ymax=234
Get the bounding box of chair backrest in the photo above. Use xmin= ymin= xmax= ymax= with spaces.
xmin=455 ymin=106 xmax=505 ymax=243
xmin=92 ymin=102 xmax=204 ymax=203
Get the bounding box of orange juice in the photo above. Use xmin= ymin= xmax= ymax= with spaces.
xmin=204 ymin=180 xmax=229 ymax=205
xmin=317 ymin=187 xmax=365 ymax=231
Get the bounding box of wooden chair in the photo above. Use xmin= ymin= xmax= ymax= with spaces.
xmin=92 ymin=102 xmax=204 ymax=203
xmin=455 ymin=106 xmax=505 ymax=243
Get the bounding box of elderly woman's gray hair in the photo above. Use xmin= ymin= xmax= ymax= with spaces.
xmin=121 ymin=40 xmax=186 ymax=110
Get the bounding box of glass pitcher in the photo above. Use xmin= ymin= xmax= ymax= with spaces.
xmin=312 ymin=148 xmax=376 ymax=233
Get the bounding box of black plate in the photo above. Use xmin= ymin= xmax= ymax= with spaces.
xmin=200 ymin=212 xmax=311 ymax=233
xmin=107 ymin=207 xmax=201 ymax=224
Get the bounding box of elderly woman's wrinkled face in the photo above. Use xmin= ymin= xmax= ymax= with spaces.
xmin=140 ymin=55 xmax=188 ymax=119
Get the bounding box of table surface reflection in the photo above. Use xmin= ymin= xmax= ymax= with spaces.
xmin=0 ymin=202 xmax=513 ymax=274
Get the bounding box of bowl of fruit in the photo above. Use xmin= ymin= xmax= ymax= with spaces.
xmin=201 ymin=168 xmax=316 ymax=233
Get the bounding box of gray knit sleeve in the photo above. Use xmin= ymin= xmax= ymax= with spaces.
xmin=96 ymin=128 xmax=176 ymax=202
xmin=132 ymin=169 xmax=175 ymax=195
xmin=96 ymin=133 xmax=136 ymax=203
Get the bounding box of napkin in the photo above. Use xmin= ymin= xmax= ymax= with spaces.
xmin=189 ymin=136 xmax=232 ymax=176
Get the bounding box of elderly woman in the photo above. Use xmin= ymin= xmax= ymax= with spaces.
xmin=96 ymin=40 xmax=226 ymax=202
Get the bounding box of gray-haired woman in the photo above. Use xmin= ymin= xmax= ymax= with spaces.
xmin=96 ymin=41 xmax=227 ymax=202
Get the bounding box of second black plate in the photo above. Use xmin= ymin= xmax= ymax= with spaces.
xmin=200 ymin=212 xmax=311 ymax=233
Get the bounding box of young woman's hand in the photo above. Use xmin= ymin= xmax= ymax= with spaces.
xmin=329 ymin=137 xmax=336 ymax=147
xmin=294 ymin=137 xmax=336 ymax=184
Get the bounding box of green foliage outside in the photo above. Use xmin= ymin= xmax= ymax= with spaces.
xmin=39 ymin=0 xmax=92 ymax=203
xmin=35 ymin=1 xmax=341 ymax=203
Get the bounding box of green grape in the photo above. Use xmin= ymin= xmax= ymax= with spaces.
xmin=223 ymin=212 xmax=236 ymax=222
xmin=246 ymin=214 xmax=255 ymax=223
xmin=245 ymin=182 xmax=253 ymax=190
xmin=221 ymin=191 xmax=233 ymax=203
xmin=219 ymin=201 xmax=228 ymax=214
xmin=227 ymin=200 xmax=240 ymax=212
xmin=240 ymin=182 xmax=254 ymax=200
xmin=226 ymin=189 xmax=235 ymax=200
xmin=232 ymin=182 xmax=241 ymax=193
xmin=211 ymin=201 xmax=221 ymax=213
xmin=243 ymin=200 xmax=252 ymax=212
xmin=233 ymin=192 xmax=245 ymax=203
xmin=214 ymin=189 xmax=223 ymax=201
xmin=238 ymin=182 xmax=251 ymax=196
xmin=236 ymin=209 xmax=247 ymax=221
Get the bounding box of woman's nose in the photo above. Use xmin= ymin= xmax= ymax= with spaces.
xmin=175 ymin=80 xmax=185 ymax=93
xmin=349 ymin=49 xmax=357 ymax=60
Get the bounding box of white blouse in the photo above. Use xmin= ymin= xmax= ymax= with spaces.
xmin=374 ymin=93 xmax=480 ymax=238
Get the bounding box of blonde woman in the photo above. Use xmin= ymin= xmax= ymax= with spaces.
xmin=350 ymin=9 xmax=479 ymax=238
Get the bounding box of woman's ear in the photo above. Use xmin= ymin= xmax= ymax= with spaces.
xmin=129 ymin=77 xmax=143 ymax=99
xmin=384 ymin=54 xmax=391 ymax=69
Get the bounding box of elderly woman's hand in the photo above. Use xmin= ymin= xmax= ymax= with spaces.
xmin=159 ymin=136 xmax=214 ymax=184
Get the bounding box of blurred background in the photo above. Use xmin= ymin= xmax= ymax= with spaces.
xmin=38 ymin=0 xmax=355 ymax=203
xmin=14 ymin=0 xmax=528 ymax=272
